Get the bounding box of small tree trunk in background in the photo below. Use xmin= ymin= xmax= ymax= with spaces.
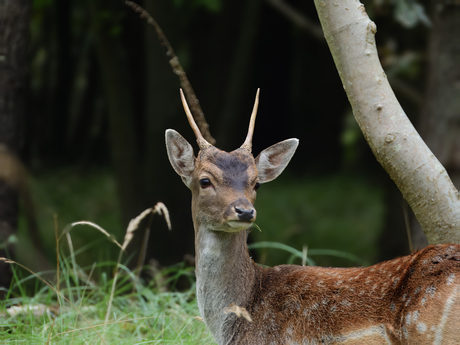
xmin=142 ymin=1 xmax=191 ymax=266
xmin=378 ymin=180 xmax=411 ymax=261
xmin=0 ymin=0 xmax=31 ymax=295
xmin=50 ymin=0 xmax=71 ymax=156
xmin=216 ymin=0 xmax=261 ymax=149
xmin=0 ymin=182 xmax=18 ymax=294
xmin=410 ymin=1 xmax=460 ymax=249
xmin=88 ymin=0 xmax=145 ymax=227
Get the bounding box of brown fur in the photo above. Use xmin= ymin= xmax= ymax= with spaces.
xmin=228 ymin=244 xmax=460 ymax=344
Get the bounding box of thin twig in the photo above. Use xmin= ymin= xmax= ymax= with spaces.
xmin=133 ymin=202 xmax=171 ymax=290
xmin=73 ymin=262 xmax=96 ymax=343
xmin=125 ymin=1 xmax=216 ymax=145
xmin=104 ymin=244 xmax=125 ymax=328
xmin=134 ymin=227 xmax=150 ymax=286
xmin=47 ymin=215 xmax=60 ymax=344
xmin=66 ymin=232 xmax=81 ymax=301
xmin=265 ymin=0 xmax=324 ymax=41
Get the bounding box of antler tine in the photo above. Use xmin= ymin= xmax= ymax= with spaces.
xmin=240 ymin=88 xmax=260 ymax=153
xmin=180 ymin=89 xmax=212 ymax=150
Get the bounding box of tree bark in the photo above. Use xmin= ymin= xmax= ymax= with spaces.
xmin=88 ymin=0 xmax=145 ymax=227
xmin=51 ymin=0 xmax=71 ymax=156
xmin=142 ymin=1 xmax=195 ymax=266
xmin=313 ymin=0 xmax=460 ymax=244
xmin=0 ymin=0 xmax=31 ymax=294
xmin=217 ymin=0 xmax=261 ymax=148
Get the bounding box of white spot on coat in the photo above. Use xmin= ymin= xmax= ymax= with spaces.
xmin=406 ymin=312 xmax=412 ymax=325
xmin=417 ymin=322 xmax=427 ymax=333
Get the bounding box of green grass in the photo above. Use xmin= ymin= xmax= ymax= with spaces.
xmin=3 ymin=203 xmax=215 ymax=344
xmin=1 ymin=258 xmax=215 ymax=344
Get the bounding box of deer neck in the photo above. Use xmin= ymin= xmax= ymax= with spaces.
xmin=194 ymin=221 xmax=256 ymax=340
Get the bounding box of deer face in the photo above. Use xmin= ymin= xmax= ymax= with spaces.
xmin=165 ymin=89 xmax=299 ymax=233
xmin=190 ymin=147 xmax=258 ymax=232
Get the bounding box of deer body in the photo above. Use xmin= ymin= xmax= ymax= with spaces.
xmin=198 ymin=239 xmax=460 ymax=344
xmin=166 ymin=90 xmax=460 ymax=344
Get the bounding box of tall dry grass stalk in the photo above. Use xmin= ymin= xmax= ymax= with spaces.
xmin=104 ymin=203 xmax=170 ymax=328
xmin=3 ymin=202 xmax=170 ymax=339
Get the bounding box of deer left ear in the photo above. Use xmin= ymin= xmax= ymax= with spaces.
xmin=165 ymin=129 xmax=196 ymax=188
xmin=255 ymin=139 xmax=299 ymax=183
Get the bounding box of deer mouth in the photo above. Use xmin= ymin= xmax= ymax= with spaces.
xmin=226 ymin=220 xmax=254 ymax=232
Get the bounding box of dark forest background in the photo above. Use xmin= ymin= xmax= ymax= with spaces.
xmin=1 ymin=0 xmax=459 ymax=290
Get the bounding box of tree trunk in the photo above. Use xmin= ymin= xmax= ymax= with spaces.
xmin=142 ymin=1 xmax=195 ymax=266
xmin=216 ymin=0 xmax=261 ymax=149
xmin=411 ymin=1 xmax=460 ymax=249
xmin=51 ymin=0 xmax=71 ymax=157
xmin=88 ymin=0 xmax=145 ymax=227
xmin=313 ymin=0 xmax=460 ymax=244
xmin=0 ymin=0 xmax=31 ymax=294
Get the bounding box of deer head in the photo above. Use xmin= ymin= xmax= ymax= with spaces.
xmin=165 ymin=89 xmax=299 ymax=234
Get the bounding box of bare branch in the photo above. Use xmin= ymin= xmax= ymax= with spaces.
xmin=313 ymin=0 xmax=460 ymax=244
xmin=125 ymin=1 xmax=216 ymax=145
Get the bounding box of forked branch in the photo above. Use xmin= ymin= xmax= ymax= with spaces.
xmin=313 ymin=0 xmax=460 ymax=244
xmin=125 ymin=1 xmax=216 ymax=145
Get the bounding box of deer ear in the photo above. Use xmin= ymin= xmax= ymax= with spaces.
xmin=165 ymin=129 xmax=195 ymax=187
xmin=255 ymin=138 xmax=299 ymax=183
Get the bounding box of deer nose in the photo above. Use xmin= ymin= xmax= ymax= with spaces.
xmin=235 ymin=207 xmax=255 ymax=221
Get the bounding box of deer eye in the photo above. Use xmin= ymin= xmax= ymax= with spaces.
xmin=199 ymin=178 xmax=212 ymax=189
xmin=254 ymin=182 xmax=260 ymax=191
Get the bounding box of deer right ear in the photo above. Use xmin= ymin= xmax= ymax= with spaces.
xmin=165 ymin=129 xmax=196 ymax=188
xmin=255 ymin=138 xmax=299 ymax=183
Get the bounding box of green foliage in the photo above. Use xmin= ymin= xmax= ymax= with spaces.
xmin=249 ymin=241 xmax=316 ymax=266
xmin=248 ymin=241 xmax=369 ymax=267
xmin=391 ymin=0 xmax=431 ymax=28
xmin=366 ymin=0 xmax=430 ymax=28
xmin=340 ymin=110 xmax=362 ymax=164
xmin=174 ymin=0 xmax=222 ymax=12
xmin=33 ymin=0 xmax=53 ymax=10
xmin=252 ymin=173 xmax=385 ymax=267
xmin=16 ymin=169 xmax=383 ymax=274
xmin=17 ymin=168 xmax=123 ymax=271
xmin=110 ymin=24 xmax=123 ymax=37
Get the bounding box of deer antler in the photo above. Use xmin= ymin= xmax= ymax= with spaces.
xmin=180 ymin=89 xmax=213 ymax=150
xmin=240 ymin=89 xmax=260 ymax=153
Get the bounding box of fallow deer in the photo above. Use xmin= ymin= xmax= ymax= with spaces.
xmin=165 ymin=89 xmax=460 ymax=344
